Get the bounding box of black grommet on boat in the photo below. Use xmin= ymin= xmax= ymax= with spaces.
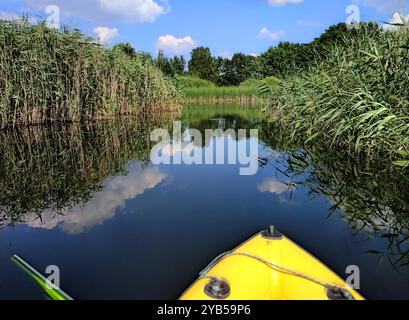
xmin=326 ymin=286 xmax=355 ymax=301
xmin=204 ymin=278 xmax=230 ymax=300
xmin=262 ymin=225 xmax=283 ymax=240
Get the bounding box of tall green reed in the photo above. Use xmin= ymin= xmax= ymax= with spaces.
xmin=265 ymin=23 xmax=409 ymax=163
xmin=0 ymin=19 xmax=180 ymax=128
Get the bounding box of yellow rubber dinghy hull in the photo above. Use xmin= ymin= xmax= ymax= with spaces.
xmin=180 ymin=227 xmax=365 ymax=300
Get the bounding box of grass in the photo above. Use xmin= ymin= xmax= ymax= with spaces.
xmin=264 ymin=23 xmax=409 ymax=165
xmin=240 ymin=76 xmax=280 ymax=89
xmin=179 ymin=75 xmax=280 ymax=98
xmin=183 ymin=85 xmax=258 ymax=98
xmin=0 ymin=19 xmax=180 ymax=129
xmin=177 ymin=75 xmax=279 ymax=105
xmin=182 ymin=85 xmax=261 ymax=106
xmin=174 ymin=75 xmax=215 ymax=89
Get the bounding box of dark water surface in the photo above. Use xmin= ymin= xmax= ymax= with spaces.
xmin=0 ymin=105 xmax=408 ymax=300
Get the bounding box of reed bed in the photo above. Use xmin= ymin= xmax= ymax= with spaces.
xmin=0 ymin=19 xmax=180 ymax=129
xmin=181 ymin=83 xmax=263 ymax=105
xmin=174 ymin=75 xmax=215 ymax=89
xmin=178 ymin=76 xmax=277 ymax=105
xmin=183 ymin=85 xmax=258 ymax=97
xmin=265 ymin=24 xmax=409 ymax=164
xmin=183 ymin=95 xmax=263 ymax=106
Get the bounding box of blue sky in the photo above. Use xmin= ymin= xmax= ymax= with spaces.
xmin=0 ymin=0 xmax=407 ymax=58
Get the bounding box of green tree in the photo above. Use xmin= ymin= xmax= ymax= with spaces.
xmin=112 ymin=43 xmax=153 ymax=64
xmin=311 ymin=22 xmax=379 ymax=58
xmin=214 ymin=57 xmax=230 ymax=86
xmin=188 ymin=47 xmax=216 ymax=82
xmin=138 ymin=51 xmax=154 ymax=64
xmin=170 ymin=56 xmax=186 ymax=76
xmin=259 ymin=22 xmax=380 ymax=79
xmin=156 ymin=50 xmax=173 ymax=76
xmin=215 ymin=54 xmax=263 ymax=86
xmin=112 ymin=43 xmax=138 ymax=58
xmin=155 ymin=51 xmax=186 ymax=77
xmin=260 ymin=42 xmax=311 ymax=78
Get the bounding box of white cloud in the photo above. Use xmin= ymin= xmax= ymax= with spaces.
xmin=24 ymin=164 xmax=168 ymax=234
xmin=258 ymin=27 xmax=285 ymax=41
xmin=267 ymin=0 xmax=303 ymax=6
xmin=382 ymin=12 xmax=409 ymax=30
xmin=258 ymin=178 xmax=290 ymax=195
xmin=100 ymin=0 xmax=167 ymax=23
xmin=94 ymin=26 xmax=119 ymax=44
xmin=157 ymin=34 xmax=197 ymax=55
xmin=158 ymin=143 xmax=195 ymax=157
xmin=27 ymin=0 xmax=169 ymax=24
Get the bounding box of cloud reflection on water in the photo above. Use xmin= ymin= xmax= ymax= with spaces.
xmin=24 ymin=163 xmax=168 ymax=234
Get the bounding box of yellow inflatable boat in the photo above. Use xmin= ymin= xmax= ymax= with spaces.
xmin=181 ymin=226 xmax=364 ymax=300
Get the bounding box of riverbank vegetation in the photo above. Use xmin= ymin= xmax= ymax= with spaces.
xmin=159 ymin=21 xmax=408 ymax=165
xmin=0 ymin=19 xmax=179 ymax=129
xmin=157 ymin=20 xmax=408 ymax=165
xmin=264 ymin=22 xmax=409 ymax=166
xmin=174 ymin=75 xmax=278 ymax=105
xmin=155 ymin=47 xmax=266 ymax=103
xmin=154 ymin=25 xmax=368 ymax=87
xmin=3 ymin=16 xmax=408 ymax=166
xmin=179 ymin=78 xmax=259 ymax=105
xmin=153 ymin=24 xmax=379 ymax=103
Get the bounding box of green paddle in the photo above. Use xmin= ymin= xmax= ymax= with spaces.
xmin=12 ymin=254 xmax=73 ymax=301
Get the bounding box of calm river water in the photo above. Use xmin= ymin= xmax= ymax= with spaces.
xmin=0 ymin=105 xmax=408 ymax=299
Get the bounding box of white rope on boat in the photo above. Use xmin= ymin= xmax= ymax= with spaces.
xmin=199 ymin=250 xmax=354 ymax=299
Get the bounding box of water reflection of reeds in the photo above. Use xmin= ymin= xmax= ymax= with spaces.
xmin=260 ymin=124 xmax=409 ymax=268
xmin=0 ymin=116 xmax=174 ymax=228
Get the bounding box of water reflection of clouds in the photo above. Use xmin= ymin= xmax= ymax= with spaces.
xmin=258 ymin=177 xmax=298 ymax=204
xmin=159 ymin=143 xmax=196 ymax=157
xmin=25 ymin=164 xmax=168 ymax=234
xmin=258 ymin=178 xmax=289 ymax=195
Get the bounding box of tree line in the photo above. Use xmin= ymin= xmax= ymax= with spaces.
xmin=114 ymin=23 xmax=374 ymax=87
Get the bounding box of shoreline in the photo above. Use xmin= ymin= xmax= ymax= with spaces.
xmin=182 ymin=96 xmax=266 ymax=106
